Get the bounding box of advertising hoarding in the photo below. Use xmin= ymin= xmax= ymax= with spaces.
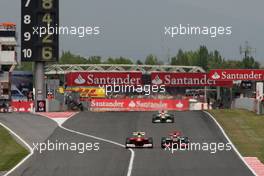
xmin=90 ymin=99 xmax=189 ymax=111
xmin=209 ymin=69 xmax=264 ymax=81
xmin=66 ymin=72 xmax=142 ymax=87
xmin=151 ymin=72 xmax=233 ymax=87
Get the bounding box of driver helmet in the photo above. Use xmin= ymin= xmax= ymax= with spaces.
xmin=137 ymin=132 xmax=142 ymax=137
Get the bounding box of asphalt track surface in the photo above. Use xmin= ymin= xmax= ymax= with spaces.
xmin=9 ymin=111 xmax=254 ymax=176
xmin=0 ymin=113 xmax=57 ymax=147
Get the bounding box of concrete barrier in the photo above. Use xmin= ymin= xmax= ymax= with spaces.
xmin=46 ymin=99 xmax=61 ymax=112
xmin=233 ymin=98 xmax=262 ymax=115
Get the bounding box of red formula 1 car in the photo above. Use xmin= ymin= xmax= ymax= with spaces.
xmin=161 ymin=131 xmax=189 ymax=149
xmin=125 ymin=132 xmax=153 ymax=148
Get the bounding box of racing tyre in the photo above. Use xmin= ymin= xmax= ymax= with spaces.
xmin=161 ymin=137 xmax=166 ymax=148
xmin=148 ymin=137 xmax=154 ymax=148
xmin=125 ymin=138 xmax=130 ymax=148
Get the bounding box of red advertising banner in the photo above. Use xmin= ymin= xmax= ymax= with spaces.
xmin=209 ymin=69 xmax=264 ymax=81
xmin=66 ymin=72 xmax=142 ymax=87
xmin=90 ymin=99 xmax=189 ymax=111
xmin=11 ymin=101 xmax=33 ymax=112
xmin=151 ymin=72 xmax=233 ymax=87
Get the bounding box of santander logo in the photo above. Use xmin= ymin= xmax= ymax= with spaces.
xmin=211 ymin=72 xmax=220 ymax=80
xmin=176 ymin=101 xmax=184 ymax=108
xmin=74 ymin=74 xmax=86 ymax=85
xmin=129 ymin=101 xmax=136 ymax=108
xmin=152 ymin=75 xmax=163 ymax=85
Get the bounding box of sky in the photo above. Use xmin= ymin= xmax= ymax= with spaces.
xmin=0 ymin=0 xmax=263 ymax=64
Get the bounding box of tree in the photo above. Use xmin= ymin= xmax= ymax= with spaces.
xmin=105 ymin=57 xmax=115 ymax=64
xmin=222 ymin=60 xmax=243 ymax=69
xmin=59 ymin=51 xmax=89 ymax=64
xmin=185 ymin=51 xmax=198 ymax=66
xmin=171 ymin=49 xmax=189 ymax=65
xmin=145 ymin=54 xmax=159 ymax=65
xmin=242 ymin=56 xmax=260 ymax=69
xmin=105 ymin=57 xmax=133 ymax=64
xmin=17 ymin=48 xmax=262 ymax=72
xmin=197 ymin=46 xmax=209 ymax=71
xmin=15 ymin=62 xmax=33 ymax=71
xmin=87 ymin=56 xmax=101 ymax=64
xmin=136 ymin=60 xmax=143 ymax=65
xmin=208 ymin=50 xmax=223 ymax=69
xmin=115 ymin=57 xmax=133 ymax=64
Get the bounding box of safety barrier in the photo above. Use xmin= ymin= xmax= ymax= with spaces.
xmin=11 ymin=101 xmax=34 ymax=112
xmin=90 ymin=99 xmax=189 ymax=112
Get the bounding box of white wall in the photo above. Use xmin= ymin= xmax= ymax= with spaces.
xmin=233 ymin=98 xmax=260 ymax=114
xmin=0 ymin=51 xmax=15 ymax=64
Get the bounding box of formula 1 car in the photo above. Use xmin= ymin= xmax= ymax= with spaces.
xmin=125 ymin=132 xmax=153 ymax=148
xmin=152 ymin=110 xmax=174 ymax=123
xmin=161 ymin=131 xmax=189 ymax=149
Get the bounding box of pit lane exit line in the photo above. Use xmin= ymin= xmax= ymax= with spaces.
xmin=59 ymin=124 xmax=135 ymax=176
xmin=37 ymin=112 xmax=135 ymax=176
xmin=42 ymin=113 xmax=135 ymax=176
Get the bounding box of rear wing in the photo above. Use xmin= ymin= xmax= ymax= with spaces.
xmin=133 ymin=132 xmax=145 ymax=136
xmin=169 ymin=131 xmax=182 ymax=136
xmin=158 ymin=110 xmax=168 ymax=113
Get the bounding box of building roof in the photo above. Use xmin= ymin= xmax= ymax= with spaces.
xmin=0 ymin=37 xmax=17 ymax=45
xmin=0 ymin=22 xmax=16 ymax=31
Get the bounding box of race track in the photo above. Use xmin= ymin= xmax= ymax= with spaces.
xmin=10 ymin=111 xmax=254 ymax=176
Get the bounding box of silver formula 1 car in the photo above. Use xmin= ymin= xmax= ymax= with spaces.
xmin=161 ymin=131 xmax=189 ymax=149
xmin=152 ymin=110 xmax=174 ymax=123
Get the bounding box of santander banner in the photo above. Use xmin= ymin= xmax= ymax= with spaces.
xmin=66 ymin=72 xmax=142 ymax=86
xmin=11 ymin=101 xmax=33 ymax=112
xmin=90 ymin=99 xmax=189 ymax=111
xmin=209 ymin=69 xmax=264 ymax=81
xmin=151 ymin=72 xmax=233 ymax=87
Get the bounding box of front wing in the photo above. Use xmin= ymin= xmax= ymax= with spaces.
xmin=152 ymin=117 xmax=174 ymax=123
xmin=125 ymin=143 xmax=153 ymax=148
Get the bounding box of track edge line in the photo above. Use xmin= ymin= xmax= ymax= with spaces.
xmin=59 ymin=123 xmax=135 ymax=176
xmin=203 ymin=111 xmax=257 ymax=176
xmin=0 ymin=122 xmax=34 ymax=176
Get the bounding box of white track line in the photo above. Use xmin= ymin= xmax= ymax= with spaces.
xmin=18 ymin=112 xmax=135 ymax=176
xmin=43 ymin=113 xmax=135 ymax=176
xmin=204 ymin=111 xmax=257 ymax=176
xmin=0 ymin=122 xmax=34 ymax=176
xmin=59 ymin=124 xmax=135 ymax=176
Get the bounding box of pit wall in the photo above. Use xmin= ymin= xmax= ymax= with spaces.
xmin=9 ymin=99 xmax=211 ymax=112
xmin=89 ymin=98 xmax=210 ymax=112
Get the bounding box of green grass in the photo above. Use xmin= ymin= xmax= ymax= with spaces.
xmin=209 ymin=109 xmax=264 ymax=163
xmin=0 ymin=125 xmax=29 ymax=171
